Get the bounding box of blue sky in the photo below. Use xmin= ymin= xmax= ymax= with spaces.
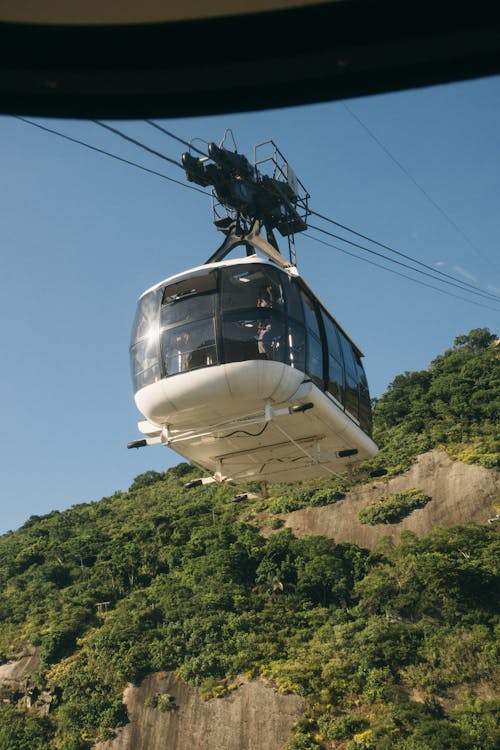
xmin=1 ymin=75 xmax=499 ymax=534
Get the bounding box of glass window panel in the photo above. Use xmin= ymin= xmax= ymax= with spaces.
xmin=221 ymin=264 xmax=285 ymax=312
xmin=288 ymin=322 xmax=305 ymax=371
xmin=301 ymin=292 xmax=321 ymax=338
xmin=161 ymin=292 xmax=215 ymax=330
xmin=321 ymin=311 xmax=343 ymax=364
xmin=130 ymin=339 xmax=161 ymax=392
xmin=359 ymin=385 xmax=372 ymax=434
xmin=222 ymin=317 xmax=259 ymax=362
xmin=327 ymin=354 xmax=344 ymax=404
xmin=162 ymin=319 xmax=217 ymax=376
xmin=131 ymin=288 xmax=161 ymax=346
xmin=285 ymin=278 xmax=305 ymax=324
xmin=132 ymin=364 xmax=162 ymax=392
xmin=306 ymin=333 xmax=323 ymax=386
xmin=261 ymin=316 xmax=286 ymax=362
xmin=339 ymin=331 xmax=357 ymax=377
xmin=355 ymin=355 xmax=368 ymax=388
xmin=162 ymin=272 xmax=217 ymax=304
xmin=222 ymin=312 xmax=285 ymax=363
xmin=344 ymin=373 xmax=359 ymax=420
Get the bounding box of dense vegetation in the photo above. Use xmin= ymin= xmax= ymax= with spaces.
xmin=371 ymin=327 xmax=499 ymax=474
xmin=0 ymin=329 xmax=498 ymax=750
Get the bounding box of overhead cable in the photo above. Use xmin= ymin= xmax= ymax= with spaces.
xmin=16 ymin=115 xmax=499 ymax=305
xmin=13 ymin=117 xmax=209 ymax=196
xmin=92 ymin=120 xmax=184 ymax=169
xmin=307 ymin=222 xmax=500 ymax=304
xmin=144 ymin=120 xmax=208 ymax=157
xmin=309 ymin=209 xmax=500 ymax=303
xmin=343 ymin=101 xmax=500 ymax=274
xmin=303 ymin=233 xmax=500 ymax=313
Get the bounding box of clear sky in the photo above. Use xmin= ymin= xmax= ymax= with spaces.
xmin=1 ymin=75 xmax=499 ymax=535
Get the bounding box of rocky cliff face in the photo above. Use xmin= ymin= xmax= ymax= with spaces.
xmin=93 ymin=673 xmax=306 ymax=750
xmin=279 ymin=450 xmax=499 ymax=549
xmin=0 ymin=647 xmax=56 ymax=713
xmin=0 ymin=647 xmax=40 ymax=691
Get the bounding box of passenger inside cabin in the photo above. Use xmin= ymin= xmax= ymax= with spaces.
xmin=257 ymin=284 xmax=274 ymax=307
xmin=257 ymin=320 xmax=273 ymax=358
xmin=174 ymin=331 xmax=190 ymax=372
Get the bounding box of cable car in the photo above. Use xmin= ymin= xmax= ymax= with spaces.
xmin=128 ymin=140 xmax=378 ymax=483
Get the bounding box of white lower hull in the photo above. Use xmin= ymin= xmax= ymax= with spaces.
xmin=134 ymin=361 xmax=378 ymax=482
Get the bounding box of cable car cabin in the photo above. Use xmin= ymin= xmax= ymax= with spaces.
xmin=130 ymin=255 xmax=378 ymax=483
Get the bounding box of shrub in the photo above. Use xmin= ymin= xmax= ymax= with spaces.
xmin=144 ymin=692 xmax=177 ymax=711
xmin=268 ymin=518 xmax=285 ymax=530
xmin=283 ymin=731 xmax=322 ymax=749
xmin=269 ymin=484 xmax=346 ymax=514
xmin=358 ymin=490 xmax=432 ymax=525
xmin=310 ymin=488 xmax=345 ymax=506
xmin=318 ymin=712 xmax=369 ymax=740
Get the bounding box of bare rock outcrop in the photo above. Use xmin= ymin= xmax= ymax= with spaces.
xmin=94 ymin=673 xmax=306 ymax=750
xmin=0 ymin=646 xmax=56 ymax=713
xmin=280 ymin=450 xmax=499 ymax=549
xmin=0 ymin=646 xmax=40 ymax=692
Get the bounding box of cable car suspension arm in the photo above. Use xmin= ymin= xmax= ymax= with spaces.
xmin=181 ymin=139 xmax=310 ymax=267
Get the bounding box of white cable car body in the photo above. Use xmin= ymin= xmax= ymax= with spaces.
xmin=130 ymin=253 xmax=378 ymax=483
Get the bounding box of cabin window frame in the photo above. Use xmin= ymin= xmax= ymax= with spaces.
xmin=159 ymin=270 xmax=220 ymax=377
xmin=299 ymin=288 xmax=324 ymax=389
xmin=219 ymin=264 xmax=288 ymax=365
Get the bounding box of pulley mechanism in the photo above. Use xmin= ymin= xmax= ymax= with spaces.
xmin=182 ymin=136 xmax=310 ymax=266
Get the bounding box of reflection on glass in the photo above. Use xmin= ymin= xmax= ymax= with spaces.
xmin=130 ymin=263 xmax=372 ymax=437
xmin=130 ymin=337 xmax=161 ymax=391
xmin=222 ymin=313 xmax=285 ymax=364
xmin=285 ymin=278 xmax=305 ymax=324
xmin=221 ymin=265 xmax=284 ymax=312
xmin=288 ymin=323 xmax=305 ymax=370
xmin=359 ymin=383 xmax=372 ymax=433
xmin=322 ymin=310 xmax=344 ymax=364
xmin=162 ymin=319 xmax=217 ymax=375
xmin=339 ymin=331 xmax=357 ymax=377
xmin=131 ymin=289 xmax=161 ymax=345
xmin=161 ymin=293 xmax=215 ymax=330
xmin=162 ymin=272 xmax=217 ymax=304
xmin=306 ymin=333 xmax=323 ymax=386
xmin=345 ymin=373 xmax=359 ymax=420
xmin=301 ymin=292 xmax=321 ymax=337
xmin=328 ymin=354 xmax=344 ymax=403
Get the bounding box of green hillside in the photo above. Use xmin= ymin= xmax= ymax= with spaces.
xmin=0 ymin=329 xmax=498 ymax=750
xmin=371 ymin=327 xmax=499 ymax=473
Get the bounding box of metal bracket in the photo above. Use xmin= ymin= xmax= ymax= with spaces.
xmin=205 ymin=218 xmax=293 ymax=269
xmin=158 ymin=400 xmax=314 ymax=448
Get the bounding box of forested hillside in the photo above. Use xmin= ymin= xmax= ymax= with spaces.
xmin=371 ymin=327 xmax=499 ymax=473
xmin=0 ymin=329 xmax=498 ymax=750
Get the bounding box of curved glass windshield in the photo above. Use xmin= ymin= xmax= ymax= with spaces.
xmin=130 ymin=288 xmax=162 ymax=392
